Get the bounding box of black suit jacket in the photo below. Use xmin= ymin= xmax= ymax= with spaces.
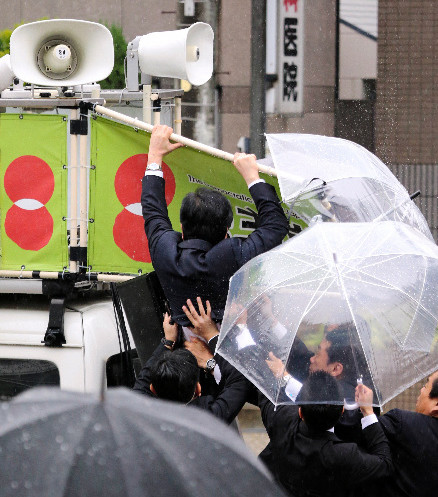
xmin=141 ymin=175 xmax=289 ymax=325
xmin=258 ymin=394 xmax=392 ymax=497
xmin=133 ymin=339 xmax=252 ymax=424
xmin=378 ymin=409 xmax=438 ymax=497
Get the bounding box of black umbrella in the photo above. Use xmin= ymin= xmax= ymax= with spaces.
xmin=0 ymin=387 xmax=285 ymax=497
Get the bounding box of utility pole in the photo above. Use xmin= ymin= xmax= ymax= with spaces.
xmin=250 ymin=0 xmax=267 ymax=158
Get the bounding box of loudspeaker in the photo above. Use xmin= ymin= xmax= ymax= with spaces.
xmin=138 ymin=22 xmax=213 ymax=86
xmin=0 ymin=54 xmax=14 ymax=91
xmin=10 ymin=19 xmax=114 ymax=86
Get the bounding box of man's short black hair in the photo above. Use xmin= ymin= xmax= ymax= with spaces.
xmin=180 ymin=187 xmax=233 ymax=246
xmin=325 ymin=327 xmax=366 ymax=383
xmin=430 ymin=376 xmax=438 ymax=399
xmin=149 ymin=349 xmax=200 ymax=403
xmin=299 ymin=371 xmax=344 ymax=432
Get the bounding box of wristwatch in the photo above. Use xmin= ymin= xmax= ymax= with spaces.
xmin=280 ymin=374 xmax=292 ymax=387
xmin=146 ymin=162 xmax=162 ymax=172
xmin=205 ymin=358 xmax=216 ymax=372
xmin=161 ymin=337 xmax=175 ymax=349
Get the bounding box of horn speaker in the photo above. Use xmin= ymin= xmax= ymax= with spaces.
xmin=138 ymin=22 xmax=213 ymax=86
xmin=0 ymin=54 xmax=14 ymax=91
xmin=10 ymin=19 xmax=114 ymax=86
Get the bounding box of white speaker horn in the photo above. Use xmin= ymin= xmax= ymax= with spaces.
xmin=0 ymin=54 xmax=14 ymax=91
xmin=10 ymin=19 xmax=114 ymax=86
xmin=138 ymin=22 xmax=213 ymax=86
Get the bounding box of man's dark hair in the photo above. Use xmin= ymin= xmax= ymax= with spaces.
xmin=325 ymin=327 xmax=366 ymax=383
xmin=430 ymin=376 xmax=438 ymax=399
xmin=180 ymin=187 xmax=233 ymax=246
xmin=299 ymin=371 xmax=343 ymax=432
xmin=149 ymin=349 xmax=200 ymax=403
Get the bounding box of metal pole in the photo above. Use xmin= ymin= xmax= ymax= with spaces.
xmin=79 ymin=133 xmax=88 ymax=255
xmin=92 ymin=104 xmax=277 ymax=177
xmin=143 ymin=84 xmax=152 ymax=124
xmin=0 ymin=271 xmax=134 ymax=282
xmin=69 ymin=109 xmax=78 ymax=273
xmin=250 ymin=0 xmax=267 ymax=158
xmin=174 ymin=97 xmax=182 ymax=135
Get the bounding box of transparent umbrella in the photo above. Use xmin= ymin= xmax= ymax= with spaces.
xmin=264 ymin=134 xmax=432 ymax=240
xmin=216 ymin=221 xmax=438 ymax=407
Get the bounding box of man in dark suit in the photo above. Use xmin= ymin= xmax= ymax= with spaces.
xmin=377 ymin=370 xmax=438 ymax=497
xmin=134 ymin=305 xmax=252 ymax=424
xmin=258 ymin=371 xmax=392 ymax=497
xmin=141 ymin=124 xmax=289 ymax=326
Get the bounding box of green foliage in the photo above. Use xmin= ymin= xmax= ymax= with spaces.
xmin=100 ymin=23 xmax=127 ymax=90
xmin=0 ymin=28 xmax=13 ymax=58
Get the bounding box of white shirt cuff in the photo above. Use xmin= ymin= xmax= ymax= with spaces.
xmin=144 ymin=170 xmax=164 ymax=178
xmin=213 ymin=364 xmax=222 ymax=385
xmin=272 ymin=321 xmax=288 ymax=339
xmin=361 ymin=413 xmax=378 ymax=429
xmin=285 ymin=377 xmax=303 ymax=402
xmin=247 ymin=178 xmax=265 ymax=189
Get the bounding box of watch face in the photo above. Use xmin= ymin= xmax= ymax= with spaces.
xmin=206 ymin=358 xmax=216 ymax=370
xmin=147 ymin=163 xmax=161 ymax=171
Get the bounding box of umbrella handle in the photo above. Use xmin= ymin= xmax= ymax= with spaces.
xmin=343 ymin=376 xmax=363 ymax=410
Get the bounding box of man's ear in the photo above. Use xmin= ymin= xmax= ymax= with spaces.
xmin=329 ymin=362 xmax=344 ymax=378
xmin=430 ymin=400 xmax=438 ymax=418
xmin=150 ymin=384 xmax=157 ymax=396
xmin=181 ymin=224 xmax=184 ymax=240
xmin=298 ymin=407 xmax=303 ymax=420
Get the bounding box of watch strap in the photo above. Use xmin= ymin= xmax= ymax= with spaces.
xmin=161 ymin=337 xmax=175 ymax=349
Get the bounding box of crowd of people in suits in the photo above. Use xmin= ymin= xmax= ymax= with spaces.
xmin=134 ymin=124 xmax=438 ymax=497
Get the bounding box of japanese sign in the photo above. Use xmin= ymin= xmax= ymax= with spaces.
xmin=278 ymin=0 xmax=304 ymax=114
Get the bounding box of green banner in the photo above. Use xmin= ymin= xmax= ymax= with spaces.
xmin=89 ymin=116 xmax=304 ymax=274
xmin=0 ymin=114 xmax=68 ymax=271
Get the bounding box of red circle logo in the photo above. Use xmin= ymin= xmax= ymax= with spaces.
xmin=4 ymin=156 xmax=54 ymax=251
xmin=113 ymin=154 xmax=176 ymax=262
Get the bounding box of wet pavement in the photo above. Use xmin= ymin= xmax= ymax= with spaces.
xmin=237 ymin=404 xmax=269 ymax=456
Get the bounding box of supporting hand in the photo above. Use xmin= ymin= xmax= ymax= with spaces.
xmin=233 ymin=153 xmax=260 ymax=186
xmin=355 ymin=384 xmax=374 ymax=416
xmin=163 ymin=312 xmax=178 ymax=342
xmin=185 ymin=337 xmax=214 ymax=369
xmin=266 ymin=351 xmax=287 ymax=379
xmin=148 ymin=124 xmax=183 ymax=166
xmin=182 ymin=297 xmax=218 ymax=341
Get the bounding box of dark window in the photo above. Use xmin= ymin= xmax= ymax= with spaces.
xmin=0 ymin=359 xmax=60 ymax=400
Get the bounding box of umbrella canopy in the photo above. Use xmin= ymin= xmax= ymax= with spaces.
xmin=265 ymin=133 xmax=432 ymax=240
xmin=216 ymin=221 xmax=438 ymax=407
xmin=0 ymin=387 xmax=285 ymax=497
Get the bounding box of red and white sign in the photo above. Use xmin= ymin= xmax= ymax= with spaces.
xmin=113 ymin=154 xmax=175 ymax=262
xmin=4 ymin=155 xmax=54 ymax=251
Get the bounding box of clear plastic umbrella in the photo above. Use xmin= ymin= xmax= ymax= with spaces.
xmin=216 ymin=221 xmax=438 ymax=407
xmin=265 ymin=134 xmax=433 ymax=240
